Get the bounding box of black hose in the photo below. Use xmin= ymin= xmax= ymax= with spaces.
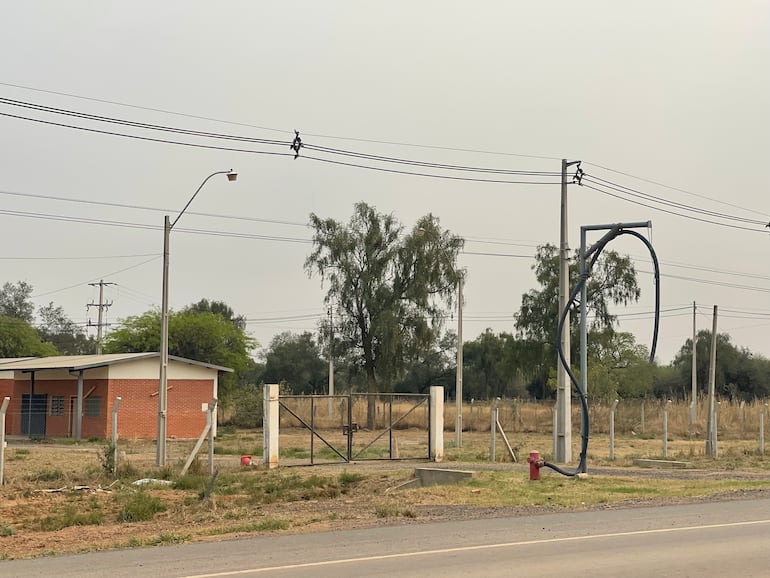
xmin=544 ymin=226 xmax=661 ymax=477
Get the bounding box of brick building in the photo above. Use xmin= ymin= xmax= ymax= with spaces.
xmin=0 ymin=353 xmax=231 ymax=440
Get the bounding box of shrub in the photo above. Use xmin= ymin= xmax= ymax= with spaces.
xmin=117 ymin=491 xmax=167 ymax=522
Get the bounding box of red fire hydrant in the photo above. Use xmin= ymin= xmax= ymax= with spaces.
xmin=527 ymin=450 xmax=544 ymax=481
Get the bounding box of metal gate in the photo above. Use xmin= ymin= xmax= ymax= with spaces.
xmin=278 ymin=393 xmax=431 ymax=465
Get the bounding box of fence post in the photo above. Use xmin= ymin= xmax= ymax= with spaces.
xmin=429 ymin=386 xmax=444 ymax=462
xmin=490 ymin=398 xmax=499 ymax=462
xmin=688 ymin=401 xmax=695 ymax=439
xmin=761 ymin=404 xmax=767 ymax=457
xmin=641 ymin=401 xmax=645 ymax=435
xmin=111 ymin=397 xmax=122 ymax=476
xmin=551 ymin=404 xmax=557 ymax=460
xmin=609 ymin=399 xmax=619 ymax=461
xmin=208 ymin=398 xmax=218 ymax=475
xmin=663 ymin=400 xmax=671 ymax=458
xmin=713 ymin=401 xmax=720 ymax=459
xmin=263 ymin=384 xmax=280 ymax=469
xmin=0 ymin=397 xmax=10 ymax=485
xmin=740 ymin=401 xmax=746 ymax=439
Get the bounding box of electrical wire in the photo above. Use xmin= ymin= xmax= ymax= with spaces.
xmin=583 ymin=174 xmax=766 ymax=226
xmin=581 ymin=181 xmax=767 ymax=234
xmin=0 ymin=81 xmax=563 ymax=160
xmin=583 ymin=160 xmax=769 ymax=217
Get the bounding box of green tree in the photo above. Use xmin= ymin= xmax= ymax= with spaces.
xmin=514 ymin=244 xmax=642 ymax=396
xmin=0 ymin=281 xmax=35 ymax=323
xmin=185 ymin=299 xmax=246 ymax=330
xmin=305 ymin=202 xmax=463 ymax=426
xmin=586 ymin=328 xmax=654 ymax=400
xmin=38 ymin=302 xmax=97 ymax=355
xmin=395 ymin=331 xmax=456 ymax=395
xmin=261 ymin=332 xmax=327 ymax=394
xmin=462 ymin=330 xmax=530 ymax=400
xmin=103 ymin=306 xmax=256 ymax=402
xmin=0 ymin=316 xmax=58 ymax=357
xmin=672 ymin=330 xmax=770 ymax=401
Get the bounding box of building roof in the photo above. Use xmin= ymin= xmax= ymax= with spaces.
xmin=0 ymin=353 xmax=233 ymax=373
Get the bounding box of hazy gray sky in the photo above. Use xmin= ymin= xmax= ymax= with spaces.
xmin=1 ymin=1 xmax=768 ymax=365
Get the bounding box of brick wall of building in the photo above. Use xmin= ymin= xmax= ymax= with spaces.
xmin=109 ymin=378 xmax=212 ymax=439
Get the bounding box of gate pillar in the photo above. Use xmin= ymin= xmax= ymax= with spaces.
xmin=430 ymin=386 xmax=444 ymax=462
xmin=263 ymin=384 xmax=280 ymax=468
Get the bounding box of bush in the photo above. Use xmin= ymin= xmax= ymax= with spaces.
xmin=38 ymin=503 xmax=104 ymax=531
xmin=117 ymin=491 xmax=167 ymax=522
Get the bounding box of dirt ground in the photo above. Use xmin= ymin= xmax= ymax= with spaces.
xmin=2 ymin=432 xmax=770 ymax=560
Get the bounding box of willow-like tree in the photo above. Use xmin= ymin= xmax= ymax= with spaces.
xmin=306 ymin=202 xmax=464 ymax=427
xmin=515 ymin=244 xmax=642 ymax=395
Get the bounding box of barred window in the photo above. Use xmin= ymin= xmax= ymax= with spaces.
xmin=85 ymin=396 xmax=101 ymax=418
xmin=50 ymin=396 xmax=65 ymax=417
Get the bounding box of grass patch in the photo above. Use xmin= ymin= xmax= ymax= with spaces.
xmin=374 ymin=504 xmax=416 ymax=518
xmin=203 ymin=518 xmax=289 ymax=536
xmin=339 ymin=471 xmax=365 ymax=486
xmin=123 ymin=533 xmax=191 ymax=547
xmin=407 ymin=471 xmax=770 ymax=509
xmin=281 ymin=447 xmax=310 ymax=459
xmin=174 ymin=474 xmax=208 ymax=491
xmin=1 ymin=526 xmax=15 ymax=537
xmin=117 ymin=491 xmax=168 ymax=522
xmin=37 ymin=503 xmax=104 ymax=531
xmin=29 ymin=468 xmax=66 ymax=483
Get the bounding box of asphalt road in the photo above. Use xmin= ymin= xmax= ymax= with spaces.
xmin=3 ymin=498 xmax=770 ymax=577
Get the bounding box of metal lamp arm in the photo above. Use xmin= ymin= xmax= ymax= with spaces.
xmin=170 ymin=170 xmax=233 ymax=229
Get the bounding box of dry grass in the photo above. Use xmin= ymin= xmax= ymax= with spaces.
xmin=2 ymin=399 xmax=770 ymax=560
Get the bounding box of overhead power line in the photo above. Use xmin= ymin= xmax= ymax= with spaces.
xmin=0 ymin=81 xmax=562 ymax=160
xmin=0 ymin=97 xmax=562 ymax=185
xmin=583 ymin=174 xmax=766 ymax=226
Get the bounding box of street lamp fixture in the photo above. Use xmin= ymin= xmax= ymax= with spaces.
xmin=157 ymin=169 xmax=237 ymax=466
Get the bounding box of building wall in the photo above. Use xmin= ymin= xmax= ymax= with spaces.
xmin=108 ymin=358 xmax=218 ymax=380
xmin=108 ymin=378 xmax=212 ymax=439
xmin=0 ymin=377 xmax=12 ymax=401
xmin=2 ymin=359 xmax=218 ymax=439
xmin=6 ymin=379 xmax=109 ymax=438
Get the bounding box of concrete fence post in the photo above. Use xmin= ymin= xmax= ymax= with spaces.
xmin=429 ymin=386 xmax=444 ymax=462
xmin=663 ymin=399 xmax=671 ymax=458
xmin=263 ymin=384 xmax=280 ymax=469
xmin=490 ymin=398 xmax=499 ymax=462
xmin=0 ymin=397 xmax=10 ymax=485
xmin=609 ymin=399 xmax=619 ymax=461
xmin=111 ymin=397 xmax=122 ymax=476
xmin=208 ymin=398 xmax=218 ymax=475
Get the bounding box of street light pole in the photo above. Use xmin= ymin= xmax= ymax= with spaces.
xmin=156 ymin=169 xmax=237 ymax=466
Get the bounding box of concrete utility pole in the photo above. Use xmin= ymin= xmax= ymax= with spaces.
xmin=87 ymin=280 xmax=115 ymax=354
xmin=691 ymin=301 xmax=697 ymax=426
xmin=554 ymin=159 xmax=580 ymax=463
xmin=158 ymin=170 xmax=237 ymax=467
xmin=706 ymin=305 xmax=718 ymax=457
xmin=328 ymin=304 xmax=334 ymax=417
xmin=455 ymin=272 xmax=464 ymax=448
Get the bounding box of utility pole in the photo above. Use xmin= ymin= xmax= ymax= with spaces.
xmin=555 ymin=159 xmax=580 ymax=463
xmin=705 ymin=305 xmax=718 ymax=457
xmin=87 ymin=280 xmax=115 ymax=354
xmin=455 ymin=272 xmax=464 ymax=448
xmin=690 ymin=301 xmax=697 ymax=427
xmin=328 ymin=304 xmax=334 ymax=417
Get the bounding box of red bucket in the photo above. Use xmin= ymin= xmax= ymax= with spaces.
xmin=240 ymin=455 xmax=252 ymax=466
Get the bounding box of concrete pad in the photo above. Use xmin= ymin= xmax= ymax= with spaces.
xmin=633 ymin=459 xmax=691 ymax=469
xmin=415 ymin=467 xmax=474 ymax=487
